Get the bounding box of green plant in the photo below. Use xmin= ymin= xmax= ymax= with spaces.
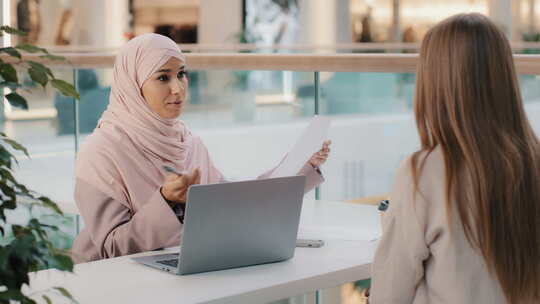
xmin=0 ymin=26 xmax=79 ymax=304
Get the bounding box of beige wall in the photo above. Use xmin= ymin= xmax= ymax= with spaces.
xmin=70 ymin=0 xmax=129 ymax=47
xmin=38 ymin=0 xmax=65 ymax=46
xmin=488 ymin=0 xmax=521 ymax=41
xmin=197 ymin=0 xmax=243 ymax=95
xmin=36 ymin=0 xmax=129 ymax=47
xmin=298 ymin=0 xmax=336 ymax=47
xmin=336 ymin=0 xmax=353 ymax=44
xmin=198 ymin=0 xmax=242 ymax=44
xmin=299 ymin=0 xmax=352 ymax=48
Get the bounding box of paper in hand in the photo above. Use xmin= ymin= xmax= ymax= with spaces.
xmin=270 ymin=115 xmax=331 ymax=178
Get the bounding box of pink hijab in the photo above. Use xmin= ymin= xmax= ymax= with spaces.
xmin=76 ymin=34 xmax=223 ymax=206
xmin=100 ymin=33 xmax=190 ymax=165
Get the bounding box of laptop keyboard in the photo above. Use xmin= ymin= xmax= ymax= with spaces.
xmin=157 ymin=258 xmax=179 ymax=268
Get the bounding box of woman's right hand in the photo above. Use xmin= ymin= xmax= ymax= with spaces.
xmin=161 ymin=168 xmax=201 ymax=204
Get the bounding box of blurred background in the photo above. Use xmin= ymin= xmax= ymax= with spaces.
xmin=2 ymin=1 xmax=540 ymax=302
xmin=3 ymin=0 xmax=539 ymax=200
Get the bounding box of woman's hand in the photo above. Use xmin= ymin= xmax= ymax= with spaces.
xmin=308 ymin=140 xmax=331 ymax=168
xmin=161 ymin=168 xmax=201 ymax=204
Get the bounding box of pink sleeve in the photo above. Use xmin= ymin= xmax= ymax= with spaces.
xmin=204 ymin=147 xmax=226 ymax=184
xmin=296 ymin=163 xmax=324 ymax=193
xmin=190 ymin=136 xmax=225 ymax=184
xmin=74 ymin=178 xmax=182 ymax=259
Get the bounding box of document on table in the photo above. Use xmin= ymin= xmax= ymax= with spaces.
xmin=270 ymin=116 xmax=331 ymax=178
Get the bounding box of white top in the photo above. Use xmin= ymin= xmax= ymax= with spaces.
xmin=27 ymin=200 xmax=381 ymax=304
xmin=370 ymin=149 xmax=506 ymax=304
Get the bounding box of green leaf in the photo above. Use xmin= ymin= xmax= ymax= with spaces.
xmin=52 ymin=253 xmax=74 ymax=271
xmin=15 ymin=43 xmax=47 ymax=54
xmin=28 ymin=219 xmax=48 ymax=241
xmin=0 ymin=47 xmax=21 ymax=59
xmin=0 ymin=144 xmax=17 ymax=168
xmin=28 ymin=61 xmax=53 ymax=77
xmin=0 ymin=168 xmax=20 ymax=187
xmin=28 ymin=66 xmax=48 ymax=87
xmin=12 ymin=225 xmax=28 ymax=237
xmin=5 ymin=92 xmax=28 ymax=110
xmin=51 ymin=79 xmax=80 ymax=100
xmin=40 ymin=54 xmax=65 ymax=61
xmin=0 ymin=81 xmax=21 ymax=89
xmin=2 ymin=138 xmax=28 ymax=157
xmin=8 ymin=234 xmax=40 ymax=273
xmin=53 ymin=287 xmax=77 ymax=303
xmin=0 ymin=178 xmax=17 ymax=196
xmin=0 ymin=26 xmax=27 ymax=36
xmin=39 ymin=223 xmax=59 ymax=231
xmin=12 ymin=178 xmax=32 ymax=196
xmin=0 ymin=63 xmax=18 ymax=83
xmin=0 ymin=145 xmax=17 ymax=169
xmin=0 ymin=195 xmax=16 ymax=210
xmin=42 ymin=295 xmax=52 ymax=304
xmin=37 ymin=196 xmax=63 ymax=215
xmin=0 ymin=289 xmax=26 ymax=301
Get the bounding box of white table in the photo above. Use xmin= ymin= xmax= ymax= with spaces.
xmin=27 ymin=200 xmax=381 ymax=304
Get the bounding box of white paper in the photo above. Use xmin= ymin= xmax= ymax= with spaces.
xmin=270 ymin=116 xmax=331 ymax=178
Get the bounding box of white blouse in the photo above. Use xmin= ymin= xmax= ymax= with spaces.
xmin=370 ymin=147 xmax=506 ymax=304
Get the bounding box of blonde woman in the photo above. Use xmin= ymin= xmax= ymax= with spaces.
xmin=370 ymin=14 xmax=540 ymax=304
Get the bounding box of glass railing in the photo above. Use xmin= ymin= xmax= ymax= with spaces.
xmin=4 ymin=51 xmax=540 ymax=302
xmin=5 ymin=67 xmax=418 ymax=208
xmin=5 ymin=53 xmax=540 ymax=214
xmin=41 ymin=41 xmax=540 ymax=54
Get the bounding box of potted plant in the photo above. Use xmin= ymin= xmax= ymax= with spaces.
xmin=0 ymin=26 xmax=79 ymax=304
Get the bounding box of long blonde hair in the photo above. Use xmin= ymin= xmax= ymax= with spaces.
xmin=412 ymin=13 xmax=540 ymax=303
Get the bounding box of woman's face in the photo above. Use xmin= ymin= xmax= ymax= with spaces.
xmin=141 ymin=57 xmax=188 ymax=119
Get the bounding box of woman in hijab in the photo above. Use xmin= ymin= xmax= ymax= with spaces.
xmin=71 ymin=34 xmax=330 ymax=263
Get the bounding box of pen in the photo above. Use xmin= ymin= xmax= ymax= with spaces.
xmin=378 ymin=199 xmax=390 ymax=212
xmin=163 ymin=165 xmax=185 ymax=175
